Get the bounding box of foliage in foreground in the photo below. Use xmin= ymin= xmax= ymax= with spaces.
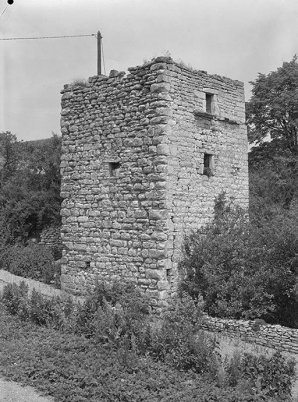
xmin=179 ymin=193 xmax=298 ymax=328
xmin=0 ymin=307 xmax=260 ymax=402
xmin=1 ymin=281 xmax=296 ymax=401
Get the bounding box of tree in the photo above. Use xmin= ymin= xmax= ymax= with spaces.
xmin=0 ymin=134 xmax=62 ymax=245
xmin=246 ymin=55 xmax=298 ymax=153
xmin=249 ymin=142 xmax=298 ymax=215
xmin=0 ymin=131 xmax=18 ymax=187
xmin=247 ymin=56 xmax=298 ymax=214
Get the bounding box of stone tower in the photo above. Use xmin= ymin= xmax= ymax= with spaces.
xmin=60 ymin=56 xmax=248 ymax=311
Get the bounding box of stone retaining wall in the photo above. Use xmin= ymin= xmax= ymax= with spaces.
xmin=0 ymin=269 xmax=84 ymax=304
xmin=202 ymin=314 xmax=298 ymax=355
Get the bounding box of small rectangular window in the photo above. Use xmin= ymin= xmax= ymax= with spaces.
xmin=109 ymin=162 xmax=121 ymax=177
xmin=85 ymin=261 xmax=91 ymax=268
xmin=205 ymin=93 xmax=214 ymax=114
xmin=203 ymin=153 xmax=214 ymax=177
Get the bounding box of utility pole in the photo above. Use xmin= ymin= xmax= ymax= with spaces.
xmin=97 ymin=31 xmax=102 ymax=75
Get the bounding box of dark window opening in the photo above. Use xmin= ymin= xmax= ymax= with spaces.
xmin=205 ymin=93 xmax=214 ymax=114
xmin=166 ymin=269 xmax=171 ymax=277
xmin=203 ymin=153 xmax=214 ymax=177
xmin=85 ymin=261 xmax=91 ymax=268
xmin=109 ymin=162 xmax=121 ymax=177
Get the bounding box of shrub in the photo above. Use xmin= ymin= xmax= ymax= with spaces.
xmin=2 ymin=282 xmax=30 ymax=319
xmin=225 ymin=351 xmax=296 ymax=400
xmin=30 ymin=289 xmax=57 ymax=326
xmin=179 ymin=193 xmax=298 ymax=327
xmin=1 ymin=244 xmax=60 ymax=287
xmin=148 ymin=294 xmax=218 ymax=374
xmin=3 ymin=279 xmax=151 ymax=349
xmin=2 ymin=282 xmax=75 ymax=330
xmin=75 ymin=281 xmax=151 ymax=352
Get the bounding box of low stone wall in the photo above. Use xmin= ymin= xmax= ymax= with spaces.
xmin=0 ymin=269 xmax=84 ymax=304
xmin=2 ymin=267 xmax=298 ymax=357
xmin=202 ymin=314 xmax=298 ymax=355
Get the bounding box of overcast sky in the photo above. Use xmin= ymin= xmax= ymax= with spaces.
xmin=0 ymin=0 xmax=297 ymax=141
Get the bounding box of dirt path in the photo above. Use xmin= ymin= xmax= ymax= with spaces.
xmin=0 ymin=379 xmax=54 ymax=402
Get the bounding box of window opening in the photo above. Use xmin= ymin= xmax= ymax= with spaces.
xmin=109 ymin=162 xmax=121 ymax=177
xmin=203 ymin=153 xmax=214 ymax=177
xmin=85 ymin=261 xmax=91 ymax=268
xmin=205 ymin=93 xmax=214 ymax=114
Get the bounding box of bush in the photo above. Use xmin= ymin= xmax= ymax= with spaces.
xmin=30 ymin=289 xmax=59 ymax=326
xmin=2 ymin=282 xmax=75 ymax=330
xmin=179 ymin=193 xmax=298 ymax=327
xmin=2 ymin=280 xmax=151 ymax=349
xmin=148 ymin=294 xmax=218 ymax=374
xmin=2 ymin=282 xmax=30 ymax=319
xmin=1 ymin=244 xmax=60 ymax=287
xmin=75 ymin=281 xmax=151 ymax=352
xmin=225 ymin=351 xmax=296 ymax=400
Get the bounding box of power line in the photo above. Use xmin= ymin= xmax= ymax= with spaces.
xmin=0 ymin=5 xmax=8 ymax=16
xmin=0 ymin=34 xmax=96 ymax=41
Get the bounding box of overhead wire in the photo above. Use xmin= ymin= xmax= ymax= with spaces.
xmin=0 ymin=4 xmax=8 ymax=17
xmin=0 ymin=34 xmax=96 ymax=41
xmin=1 ymin=31 xmax=107 ymax=75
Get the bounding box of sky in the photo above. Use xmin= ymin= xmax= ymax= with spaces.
xmin=0 ymin=0 xmax=298 ymax=141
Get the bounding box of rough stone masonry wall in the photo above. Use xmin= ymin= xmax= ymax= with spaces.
xmin=202 ymin=315 xmax=298 ymax=355
xmin=143 ymin=61 xmax=248 ymax=287
xmin=60 ymin=57 xmax=248 ymax=309
xmin=60 ymin=58 xmax=174 ymax=310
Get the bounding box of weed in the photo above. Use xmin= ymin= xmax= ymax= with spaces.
xmin=70 ymin=78 xmax=89 ymax=87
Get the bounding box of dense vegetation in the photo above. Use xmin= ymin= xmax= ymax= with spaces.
xmin=0 ymin=132 xmax=62 ymax=246
xmin=180 ymin=55 xmax=298 ymax=328
xmin=0 ymin=281 xmax=295 ymax=401
xmin=0 ymin=132 xmax=62 ymax=282
xmin=179 ymin=194 xmax=298 ymax=327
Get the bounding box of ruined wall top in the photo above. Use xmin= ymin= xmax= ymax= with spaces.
xmin=61 ymin=56 xmax=245 ymax=122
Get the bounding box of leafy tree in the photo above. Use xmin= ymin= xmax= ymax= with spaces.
xmin=0 ymin=131 xmax=18 ymax=187
xmin=247 ymin=56 xmax=298 ymax=215
xmin=246 ymin=55 xmax=298 ymax=152
xmin=249 ymin=143 xmax=298 ymax=217
xmin=0 ymin=133 xmax=62 ymax=245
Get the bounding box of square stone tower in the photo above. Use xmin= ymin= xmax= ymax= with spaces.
xmin=60 ymin=56 xmax=248 ymax=310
